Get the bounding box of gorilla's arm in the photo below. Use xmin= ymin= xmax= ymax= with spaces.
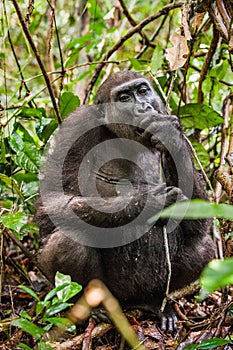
xmin=36 ymin=183 xmax=185 ymax=234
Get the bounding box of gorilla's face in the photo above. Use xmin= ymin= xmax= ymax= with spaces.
xmin=110 ymin=78 xmax=162 ymax=119
xmin=104 ymin=78 xmax=164 ymax=140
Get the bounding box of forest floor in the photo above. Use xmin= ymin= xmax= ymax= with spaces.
xmin=1 ymin=235 xmax=232 ymax=350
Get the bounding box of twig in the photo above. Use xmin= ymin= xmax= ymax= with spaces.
xmin=82 ymin=318 xmax=95 ymax=350
xmin=84 ymin=1 xmax=184 ymax=103
xmin=166 ymin=71 xmax=177 ymax=112
xmin=1 ymin=225 xmax=50 ymax=280
xmin=160 ymin=226 xmax=172 ymax=313
xmin=215 ymin=94 xmax=232 ymax=203
xmin=197 ymin=26 xmax=219 ymax=104
xmin=136 ymin=14 xmax=168 ymax=60
xmin=184 ymin=135 xmax=215 ymax=197
xmin=11 ymin=0 xmax=62 ymax=124
xmin=118 ymin=0 xmax=155 ymax=48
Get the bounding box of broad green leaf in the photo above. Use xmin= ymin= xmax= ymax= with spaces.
xmin=18 ymin=285 xmax=40 ymax=301
xmin=59 ymin=92 xmax=80 ymax=120
xmin=150 ymin=45 xmax=163 ymax=74
xmin=184 ymin=337 xmax=232 ymax=349
xmin=129 ymin=58 xmax=145 ymax=71
xmin=40 ymin=120 xmax=58 ymax=143
xmin=199 ymin=259 xmax=233 ymax=300
xmin=20 ymin=107 xmax=43 ymax=119
xmin=18 ymin=118 xmax=44 ymax=148
xmin=13 ymin=142 xmax=41 ymax=173
xmin=46 ymin=317 xmax=74 ymax=328
xmin=36 ymin=301 xmax=47 ymax=316
xmin=1 ymin=111 xmax=16 ymax=138
xmin=55 ymin=272 xmax=82 ymax=302
xmin=148 ymin=200 xmax=233 ymax=224
xmin=11 ymin=318 xmax=45 ymax=339
xmin=190 ymin=138 xmax=209 ymax=169
xmin=44 ymin=283 xmax=70 ymax=302
xmin=9 ymin=133 xmax=24 ymax=153
xmin=179 ymin=103 xmax=223 ymax=129
xmin=0 ymin=173 xmax=24 ymax=200
xmin=0 ymin=212 xmax=28 ymax=232
xmin=18 ymin=343 xmax=33 ymax=350
xmin=209 ymin=60 xmax=228 ymax=80
xmin=43 ymin=302 xmax=70 ymax=317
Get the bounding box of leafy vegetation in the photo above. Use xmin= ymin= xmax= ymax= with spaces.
xmin=0 ymin=0 xmax=232 ymax=348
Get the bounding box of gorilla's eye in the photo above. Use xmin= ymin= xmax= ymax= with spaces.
xmin=138 ymin=86 xmax=148 ymax=95
xmin=119 ymin=93 xmax=131 ymax=102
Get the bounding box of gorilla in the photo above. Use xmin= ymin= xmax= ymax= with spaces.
xmin=35 ymin=71 xmax=215 ymax=332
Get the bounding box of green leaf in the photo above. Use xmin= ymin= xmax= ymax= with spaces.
xmin=184 ymin=337 xmax=232 ymax=349
xmin=0 ymin=212 xmax=28 ymax=232
xmin=36 ymin=301 xmax=47 ymax=316
xmin=11 ymin=318 xmax=45 ymax=339
xmin=0 ymin=173 xmax=24 ymax=200
xmin=9 ymin=133 xmax=24 ymax=152
xmin=129 ymin=58 xmax=145 ymax=71
xmin=18 ymin=118 xmax=44 ymax=148
xmin=13 ymin=142 xmax=41 ymax=173
xmin=44 ymin=283 xmax=70 ymax=302
xmin=189 ymin=138 xmax=209 ymax=169
xmin=18 ymin=285 xmax=40 ymax=301
xmin=209 ymin=60 xmax=228 ymax=80
xmin=179 ymin=103 xmax=223 ymax=129
xmin=37 ymin=341 xmax=53 ymax=350
xmin=199 ymin=259 xmax=233 ymax=300
xmin=150 ymin=45 xmax=163 ymax=74
xmin=20 ymin=107 xmax=43 ymax=119
xmin=40 ymin=119 xmax=58 ymax=143
xmin=46 ymin=317 xmax=74 ymax=328
xmin=44 ymin=302 xmax=71 ymax=317
xmin=59 ymin=92 xmax=80 ymax=120
xmin=18 ymin=343 xmax=33 ymax=350
xmin=55 ymin=272 xmax=82 ymax=302
xmin=148 ymin=200 xmax=233 ymax=224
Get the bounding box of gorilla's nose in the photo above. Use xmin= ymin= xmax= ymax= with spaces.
xmin=136 ymin=104 xmax=153 ymax=114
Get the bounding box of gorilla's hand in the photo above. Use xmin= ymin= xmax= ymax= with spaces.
xmin=139 ymin=114 xmax=183 ymax=152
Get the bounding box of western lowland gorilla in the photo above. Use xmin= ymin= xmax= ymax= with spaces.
xmin=35 ymin=71 xmax=215 ymax=332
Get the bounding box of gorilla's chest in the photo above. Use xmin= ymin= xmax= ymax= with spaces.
xmin=94 ymin=149 xmax=162 ymax=197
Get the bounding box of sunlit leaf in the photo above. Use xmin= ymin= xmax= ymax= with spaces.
xmin=184 ymin=337 xmax=232 ymax=349
xmin=59 ymin=92 xmax=80 ymax=120
xmin=179 ymin=103 xmax=223 ymax=129
xmin=11 ymin=318 xmax=45 ymax=339
xmin=43 ymin=302 xmax=71 ymax=317
xmin=18 ymin=118 xmax=44 ymax=148
xmin=13 ymin=142 xmax=41 ymax=173
xmin=55 ymin=272 xmax=82 ymax=302
xmin=148 ymin=200 xmax=233 ymax=224
xmin=0 ymin=212 xmax=28 ymax=232
xmin=151 ymin=45 xmax=163 ymax=74
xmin=18 ymin=285 xmax=40 ymax=301
xmin=199 ymin=259 xmax=233 ymax=300
xmin=0 ymin=173 xmax=24 ymax=200
xmin=189 ymin=138 xmax=210 ymax=169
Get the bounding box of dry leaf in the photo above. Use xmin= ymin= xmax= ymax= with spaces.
xmin=165 ymin=30 xmax=189 ymax=71
xmin=192 ymin=12 xmax=205 ymax=31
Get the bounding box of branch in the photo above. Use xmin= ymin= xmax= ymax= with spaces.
xmin=197 ymin=26 xmax=219 ymax=104
xmin=118 ymin=0 xmax=155 ymax=49
xmin=11 ymin=0 xmax=62 ymax=124
xmin=84 ymin=1 xmax=184 ymax=103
